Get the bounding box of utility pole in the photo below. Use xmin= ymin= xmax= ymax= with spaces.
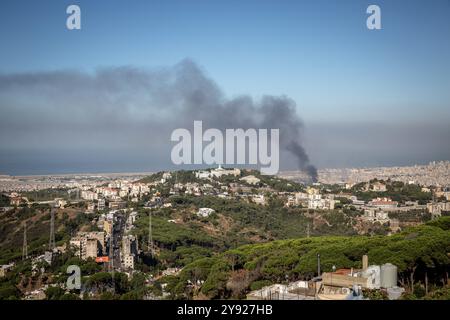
xmin=49 ymin=208 xmax=56 ymax=251
xmin=22 ymin=221 xmax=28 ymax=260
xmin=317 ymin=253 xmax=321 ymax=277
xmin=148 ymin=211 xmax=153 ymax=256
xmin=109 ymin=218 xmax=115 ymax=295
xmin=109 ymin=219 xmax=114 ymax=271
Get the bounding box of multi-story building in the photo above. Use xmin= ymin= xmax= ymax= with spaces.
xmin=81 ymin=190 xmax=98 ymax=201
xmin=119 ymin=189 xmax=129 ymax=198
xmin=252 ymin=194 xmax=266 ymax=205
xmin=197 ymin=208 xmax=215 ymax=217
xmin=127 ymin=211 xmax=138 ymax=225
xmin=121 ymin=235 xmax=138 ymax=270
xmin=122 ymin=235 xmax=138 ymax=257
xmin=54 ymin=198 xmax=67 ymax=208
xmin=209 ymin=166 xmax=241 ymax=178
xmin=95 ymin=187 xmax=118 ymax=198
xmin=85 ymin=239 xmax=98 ymax=259
xmin=363 ymin=209 xmax=389 ymax=223
xmin=97 ymin=198 xmax=105 ymax=211
xmin=70 ymin=232 xmax=105 ymax=260
xmin=122 ymin=254 xmax=135 ymax=270
xmin=308 ymin=194 xmax=321 ymax=209
xmin=368 ymin=198 xmax=398 ymax=210
xmin=103 ymin=219 xmax=113 ymax=236
xmin=108 ymin=200 xmax=126 ymax=209
xmin=427 ymin=202 xmax=450 ymax=216
xmin=370 ymin=181 xmax=387 ymax=192
xmin=86 ymin=202 xmax=95 ymax=213
xmin=240 ymin=175 xmax=261 ymax=185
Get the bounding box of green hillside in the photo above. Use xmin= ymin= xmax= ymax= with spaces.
xmin=163 ymin=217 xmax=450 ymax=299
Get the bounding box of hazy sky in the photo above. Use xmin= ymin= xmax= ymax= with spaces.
xmin=0 ymin=0 xmax=449 ymax=175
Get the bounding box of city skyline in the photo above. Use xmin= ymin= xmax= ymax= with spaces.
xmin=1 ymin=0 xmax=449 ymax=174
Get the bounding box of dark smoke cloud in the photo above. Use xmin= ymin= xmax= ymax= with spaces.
xmin=0 ymin=59 xmax=316 ymax=179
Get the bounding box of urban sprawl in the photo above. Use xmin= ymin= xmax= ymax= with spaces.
xmin=0 ymin=161 xmax=449 ymax=300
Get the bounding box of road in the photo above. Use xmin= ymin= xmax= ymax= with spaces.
xmin=109 ymin=211 xmax=126 ymax=271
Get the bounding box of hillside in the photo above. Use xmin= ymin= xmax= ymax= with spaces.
xmin=161 ymin=217 xmax=450 ymax=299
xmin=0 ymin=204 xmax=96 ymax=264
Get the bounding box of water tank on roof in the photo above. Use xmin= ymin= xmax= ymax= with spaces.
xmin=380 ymin=263 xmax=397 ymax=288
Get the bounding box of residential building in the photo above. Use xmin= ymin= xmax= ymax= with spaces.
xmin=427 ymin=202 xmax=450 ymax=216
xmin=210 ymin=166 xmax=241 ymax=178
xmin=85 ymin=239 xmax=98 ymax=259
xmin=54 ymin=198 xmax=67 ymax=208
xmin=97 ymin=198 xmax=105 ymax=211
xmin=240 ymin=175 xmax=261 ymax=185
xmin=81 ymin=190 xmax=98 ymax=201
xmin=368 ymin=198 xmax=398 ymax=210
xmin=363 ymin=209 xmax=389 ymax=223
xmin=197 ymin=208 xmax=215 ymax=217
xmin=252 ymin=194 xmax=266 ymax=205
xmin=103 ymin=219 xmax=113 ymax=236
xmin=122 ymin=254 xmax=135 ymax=270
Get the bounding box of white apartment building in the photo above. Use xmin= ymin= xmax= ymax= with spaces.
xmin=81 ymin=190 xmax=98 ymax=201
xmin=210 ymin=166 xmax=241 ymax=178
xmin=97 ymin=198 xmax=105 ymax=211
xmin=122 ymin=254 xmax=135 ymax=270
xmin=240 ymin=175 xmax=261 ymax=185
xmin=252 ymin=194 xmax=266 ymax=205
xmin=363 ymin=209 xmax=389 ymax=223
xmin=368 ymin=198 xmax=398 ymax=210
xmin=197 ymin=208 xmax=215 ymax=217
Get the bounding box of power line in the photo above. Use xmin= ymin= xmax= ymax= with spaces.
xmin=22 ymin=221 xmax=28 ymax=260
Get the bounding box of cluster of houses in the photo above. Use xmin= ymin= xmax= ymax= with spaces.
xmin=285 ymin=187 xmax=337 ymax=210
xmin=427 ymin=202 xmax=450 ymax=216
xmin=79 ymin=181 xmax=151 ymax=212
xmin=67 ymin=210 xmax=139 ymax=270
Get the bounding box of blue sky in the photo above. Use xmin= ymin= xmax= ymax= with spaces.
xmin=0 ymin=0 xmax=449 ymax=174
xmin=1 ymin=0 xmax=449 ymax=122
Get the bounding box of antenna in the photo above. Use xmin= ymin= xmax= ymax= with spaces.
xmin=22 ymin=221 xmax=28 ymax=260
xmin=49 ymin=208 xmax=56 ymax=251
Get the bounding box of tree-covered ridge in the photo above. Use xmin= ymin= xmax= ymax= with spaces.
xmin=165 ymin=217 xmax=450 ymax=299
xmin=352 ymin=179 xmax=432 ymax=204
xmin=137 ymin=168 xmax=305 ymax=192
xmin=129 ymin=193 xmax=365 ymax=273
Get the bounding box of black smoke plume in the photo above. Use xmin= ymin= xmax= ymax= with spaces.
xmin=0 ymin=59 xmax=317 ymax=180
